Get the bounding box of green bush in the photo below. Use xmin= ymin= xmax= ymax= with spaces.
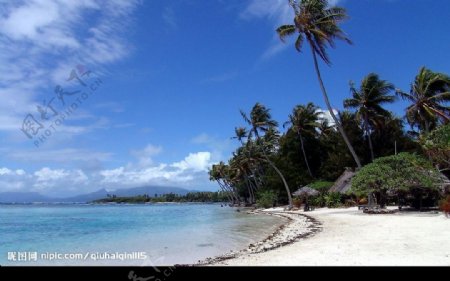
xmin=256 ymin=190 xmax=278 ymax=209
xmin=309 ymin=181 xmax=334 ymax=192
xmin=351 ymin=153 xmax=440 ymax=195
xmin=351 ymin=153 xmax=441 ymax=208
xmin=325 ymin=192 xmax=342 ymax=208
xmin=311 ymin=194 xmax=326 ymax=207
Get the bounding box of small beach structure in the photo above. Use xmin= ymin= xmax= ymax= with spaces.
xmin=329 ymin=168 xmax=356 ymax=194
xmin=292 ymin=186 xmax=319 ymax=197
xmin=292 ymin=186 xmax=319 ymax=211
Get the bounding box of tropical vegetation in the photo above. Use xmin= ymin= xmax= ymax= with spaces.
xmin=207 ymin=0 xmax=449 ymax=211
xmin=351 ymin=153 xmax=442 ymax=209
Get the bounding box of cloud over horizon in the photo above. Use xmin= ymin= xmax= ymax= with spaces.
xmin=0 ymin=143 xmax=217 ymax=196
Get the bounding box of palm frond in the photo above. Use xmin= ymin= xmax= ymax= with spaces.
xmin=276 ymin=25 xmax=296 ymax=42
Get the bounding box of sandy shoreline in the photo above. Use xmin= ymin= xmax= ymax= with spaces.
xmin=196 ymin=209 xmax=321 ymax=265
xmin=200 ymin=207 xmax=450 ymax=266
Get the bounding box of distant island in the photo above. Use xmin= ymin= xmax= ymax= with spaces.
xmin=0 ymin=185 xmax=202 ymax=204
xmin=92 ymin=191 xmax=229 ymax=204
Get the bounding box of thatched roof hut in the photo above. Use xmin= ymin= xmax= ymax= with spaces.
xmin=329 ymin=168 xmax=356 ymax=194
xmin=292 ymin=186 xmax=319 ymax=197
xmin=439 ymin=173 xmax=450 ymax=194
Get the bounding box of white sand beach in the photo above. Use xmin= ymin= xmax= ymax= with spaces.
xmin=208 ymin=207 xmax=450 ymax=266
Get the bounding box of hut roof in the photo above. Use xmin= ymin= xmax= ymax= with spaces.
xmin=292 ymin=186 xmax=319 ymax=197
xmin=329 ymin=168 xmax=356 ymax=194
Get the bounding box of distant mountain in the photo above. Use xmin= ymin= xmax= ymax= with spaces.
xmin=56 ymin=188 xmax=109 ymax=203
xmin=0 ymin=186 xmax=194 ymax=203
xmin=0 ymin=192 xmax=54 ymax=203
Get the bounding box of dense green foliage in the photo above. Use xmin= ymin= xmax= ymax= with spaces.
xmin=351 ymin=153 xmax=442 ymax=208
xmin=210 ymin=100 xmax=421 ymax=207
xmin=352 ymin=153 xmax=440 ymax=194
xmin=256 ymin=190 xmax=278 ymax=209
xmin=396 ymin=67 xmax=450 ymax=134
xmin=422 ymin=123 xmax=450 ymax=176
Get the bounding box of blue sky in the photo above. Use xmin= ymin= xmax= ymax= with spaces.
xmin=0 ymin=0 xmax=449 ymax=196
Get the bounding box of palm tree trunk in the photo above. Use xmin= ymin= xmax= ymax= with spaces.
xmin=265 ymin=155 xmax=293 ymax=209
xmin=297 ymin=129 xmax=314 ymax=177
xmin=364 ymin=115 xmax=375 ymax=162
xmin=244 ymin=170 xmax=256 ymax=204
xmin=428 ymin=106 xmax=450 ymax=122
xmin=254 ymin=130 xmax=293 ymax=208
xmin=310 ymin=45 xmax=362 ymax=169
xmin=217 ymin=181 xmax=233 ymax=204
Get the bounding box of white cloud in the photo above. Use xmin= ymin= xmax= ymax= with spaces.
xmin=0 ymin=167 xmax=12 ymax=176
xmin=316 ymin=108 xmax=339 ymax=127
xmin=33 ymin=167 xmax=89 ymax=192
xmin=191 ymin=133 xmax=234 ymax=163
xmin=0 ymin=0 xmax=140 ymax=143
xmin=241 ymin=0 xmax=294 ymax=59
xmin=34 ymin=167 xmax=69 ymax=182
xmin=0 ymin=168 xmax=26 ymax=176
xmin=0 ymin=149 xmax=216 ymax=196
xmin=15 ymin=169 xmax=26 ymax=176
xmin=172 ymin=152 xmax=211 ymax=172
xmin=130 ymin=144 xmax=163 ymax=167
xmin=241 ymin=0 xmax=293 ymax=23
xmin=99 ymin=164 xmax=193 ymax=187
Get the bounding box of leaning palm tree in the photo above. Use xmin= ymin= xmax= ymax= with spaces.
xmin=396 ymin=67 xmax=450 ymax=134
xmin=283 ymin=102 xmax=320 ymax=177
xmin=277 ymin=0 xmax=362 ymax=168
xmin=241 ymin=103 xmax=294 ymax=208
xmin=344 ymin=73 xmax=396 ymax=161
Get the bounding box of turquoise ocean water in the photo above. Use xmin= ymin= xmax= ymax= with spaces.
xmin=0 ymin=203 xmax=284 ymax=265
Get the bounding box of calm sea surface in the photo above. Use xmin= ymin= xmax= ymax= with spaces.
xmin=0 ymin=203 xmax=285 ymax=265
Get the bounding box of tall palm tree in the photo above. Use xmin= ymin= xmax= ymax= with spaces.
xmin=344 ymin=73 xmax=396 ymax=161
xmin=241 ymin=103 xmax=294 ymax=208
xmin=396 ymin=67 xmax=450 ymax=134
xmin=283 ymin=102 xmax=320 ymax=177
xmin=277 ymin=0 xmax=362 ymax=169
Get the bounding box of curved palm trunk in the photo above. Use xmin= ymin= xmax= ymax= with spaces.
xmin=264 ymin=155 xmax=293 ymax=209
xmin=310 ymin=45 xmax=362 ymax=169
xmin=217 ymin=181 xmax=234 ymax=204
xmin=255 ymin=131 xmax=293 ymax=208
xmin=297 ymin=129 xmax=314 ymax=178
